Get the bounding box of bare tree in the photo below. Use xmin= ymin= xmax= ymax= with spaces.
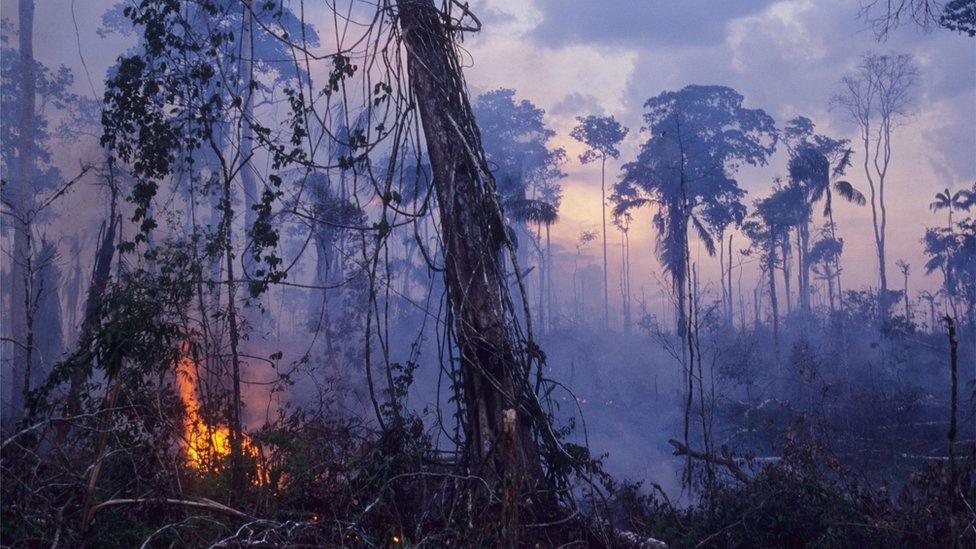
xmin=860 ymin=0 xmax=947 ymax=38
xmin=832 ymin=53 xmax=917 ymax=319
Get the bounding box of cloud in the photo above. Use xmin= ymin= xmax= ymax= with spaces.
xmin=550 ymin=92 xmax=605 ymax=117
xmin=528 ymin=0 xmax=777 ymax=49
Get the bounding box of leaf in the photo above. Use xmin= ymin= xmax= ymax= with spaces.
xmin=833 ymin=181 xmax=866 ymax=206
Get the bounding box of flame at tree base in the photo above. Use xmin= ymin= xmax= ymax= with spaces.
xmin=177 ymin=346 xmax=267 ymax=485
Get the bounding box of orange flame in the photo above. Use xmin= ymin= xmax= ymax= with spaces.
xmin=176 ymin=345 xmax=266 ymax=484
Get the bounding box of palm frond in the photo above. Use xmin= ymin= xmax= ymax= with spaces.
xmin=833 ymin=180 xmax=866 ymax=206
xmin=831 ymin=148 xmax=854 ymax=178
xmin=505 ymin=197 xmax=559 ymax=225
xmin=691 ymin=215 xmax=716 ymax=256
xmin=612 ymin=197 xmax=654 ymax=218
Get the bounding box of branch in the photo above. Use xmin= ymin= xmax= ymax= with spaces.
xmin=86 ymin=498 xmax=254 ymax=523
xmin=668 ymin=438 xmax=750 ymax=483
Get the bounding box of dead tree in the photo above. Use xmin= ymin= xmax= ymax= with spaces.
xmin=396 ymin=0 xmax=555 ymax=536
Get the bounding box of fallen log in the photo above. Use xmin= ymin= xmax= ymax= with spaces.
xmin=668 ymin=439 xmax=750 ymax=483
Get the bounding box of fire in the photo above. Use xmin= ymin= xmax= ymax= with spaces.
xmin=176 ymin=346 xmax=266 ymax=484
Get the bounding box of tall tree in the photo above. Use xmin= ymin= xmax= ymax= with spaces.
xmin=474 ymin=87 xmax=565 ymax=305
xmin=743 ymin=185 xmax=798 ymax=368
xmin=571 ymin=115 xmax=628 ymax=330
xmin=833 ymin=53 xmax=917 ymax=320
xmin=6 ymin=0 xmax=36 ymax=423
xmin=784 ymin=116 xmax=865 ymax=316
xmin=396 ymin=0 xmax=565 ymax=535
xmin=924 ymin=185 xmax=975 ymax=321
xmin=614 ymin=85 xmax=776 ymax=336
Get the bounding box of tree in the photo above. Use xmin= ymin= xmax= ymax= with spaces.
xmin=615 ymin=85 xmax=776 ymax=337
xmin=919 ymin=289 xmax=940 ymax=330
xmin=832 ymin=53 xmax=917 ymax=320
xmin=743 ymin=185 xmax=798 ymax=368
xmin=809 ymin=227 xmax=844 ymax=313
xmin=923 ymin=189 xmax=976 ymax=323
xmin=1 ymin=2 xmax=79 ymax=422
xmin=860 ymin=0 xmax=976 ymax=38
xmin=930 ymin=187 xmax=975 ymax=230
xmin=397 ymin=0 xmax=567 ymax=535
xmin=612 ymin=209 xmax=635 ymax=332
xmin=940 ymin=0 xmax=976 ymax=36
xmin=571 ymin=115 xmax=628 ymax=330
xmin=474 ymin=89 xmax=565 ymax=331
xmin=100 ymin=0 xmax=315 ymax=491
xmin=896 ymin=259 xmax=911 ymax=320
xmin=700 ymin=190 xmax=746 ymax=324
xmin=784 ymin=116 xmax=865 ymax=316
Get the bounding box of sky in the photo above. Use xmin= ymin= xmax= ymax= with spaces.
xmin=457 ymin=0 xmax=975 ymax=314
xmin=5 ymin=0 xmax=976 ymax=323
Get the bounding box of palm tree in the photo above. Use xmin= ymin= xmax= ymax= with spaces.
xmin=785 ymin=117 xmax=865 ymax=314
xmin=503 ymin=194 xmax=559 ymax=332
xmin=930 ymin=186 xmax=975 ymax=230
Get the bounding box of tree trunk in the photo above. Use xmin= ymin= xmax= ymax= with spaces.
xmin=719 ymin=231 xmax=727 ymax=322
xmin=826 ymin=193 xmax=844 ymax=305
xmin=239 ymin=0 xmax=260 ymax=334
xmin=781 ymin=240 xmax=792 ymax=317
xmin=64 ymin=170 xmax=118 ymax=427
xmin=622 ymin=228 xmax=632 ymax=334
xmin=546 ymin=223 xmax=554 ymax=331
xmin=9 ymin=0 xmax=37 ymax=424
xmin=727 ymin=234 xmax=734 ymax=326
xmin=798 ymin=219 xmax=811 ymax=318
xmin=902 ymin=272 xmax=910 ymax=321
xmin=767 ymin=252 xmax=781 ymax=370
xmin=600 ymin=156 xmax=609 ymax=330
xmin=396 ymin=0 xmax=546 ymax=529
xmin=674 ymin=213 xmax=689 ymax=338
xmin=32 ymin=241 xmax=64 ymax=389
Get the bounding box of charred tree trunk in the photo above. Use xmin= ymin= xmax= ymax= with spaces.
xmin=63 ymin=168 xmax=118 ymax=429
xmin=396 ymin=0 xmax=548 ymax=533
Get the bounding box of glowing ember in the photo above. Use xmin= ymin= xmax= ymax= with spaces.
xmin=176 ymin=345 xmax=266 ymax=484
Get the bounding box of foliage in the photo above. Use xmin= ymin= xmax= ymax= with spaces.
xmin=612 ymin=442 xmax=976 ymax=548
xmin=614 ymin=85 xmax=776 ymax=288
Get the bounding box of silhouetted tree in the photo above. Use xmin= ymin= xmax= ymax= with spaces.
xmin=809 ymin=225 xmax=844 ymax=312
xmin=784 ymin=116 xmax=865 ymax=316
xmin=832 ymin=53 xmax=917 ymax=320
xmin=615 ymin=85 xmax=776 ymax=336
xmin=571 ymin=114 xmax=628 ymax=330
xmin=743 ymin=184 xmax=798 ymax=366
